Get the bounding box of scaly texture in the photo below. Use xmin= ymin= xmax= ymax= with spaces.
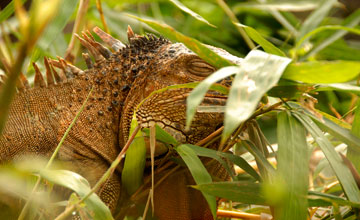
xmin=0 ymin=26 xmax=242 ymax=219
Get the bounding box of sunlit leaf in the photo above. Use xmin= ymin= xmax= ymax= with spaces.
xmin=282 ymin=60 xmax=360 ymax=83
xmin=234 ymin=23 xmax=286 ymax=57
xmin=276 ymin=111 xmax=308 ymax=220
xmin=293 ymin=112 xmax=360 ymax=202
xmin=233 ymin=1 xmax=321 ymax=12
xmin=222 ymin=50 xmax=291 ymax=143
xmin=39 ymin=169 xmax=113 ymax=220
xmin=175 ymin=144 xmax=217 ymax=218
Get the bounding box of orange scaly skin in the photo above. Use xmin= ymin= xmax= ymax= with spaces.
xmin=0 ymin=27 xmax=241 ymax=219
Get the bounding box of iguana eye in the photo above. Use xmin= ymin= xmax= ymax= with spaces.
xmin=188 ymin=59 xmax=215 ymax=77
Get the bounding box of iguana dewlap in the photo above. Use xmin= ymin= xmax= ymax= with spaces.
xmin=0 ymin=26 xmax=241 ymax=219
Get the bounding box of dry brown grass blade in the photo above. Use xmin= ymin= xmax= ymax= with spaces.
xmin=95 ymin=0 xmax=109 ymax=34
xmin=64 ymin=0 xmax=90 ymax=63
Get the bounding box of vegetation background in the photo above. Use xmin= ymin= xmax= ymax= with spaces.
xmin=1 ymin=0 xmax=360 ymax=219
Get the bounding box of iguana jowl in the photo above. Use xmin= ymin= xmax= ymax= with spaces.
xmin=0 ymin=26 xmax=241 ymax=219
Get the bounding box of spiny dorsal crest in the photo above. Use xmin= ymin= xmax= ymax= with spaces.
xmin=10 ymin=25 xmax=170 ymax=92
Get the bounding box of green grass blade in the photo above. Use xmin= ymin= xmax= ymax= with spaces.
xmin=183 ymin=144 xmax=261 ymax=181
xmin=39 ymin=169 xmax=113 ymax=220
xmin=193 ymin=181 xmax=266 ymax=205
xmin=282 ymin=60 xmax=360 ymax=83
xmin=304 ymin=9 xmax=360 ymax=59
xmin=222 ymin=50 xmax=291 ymax=143
xmin=169 ymin=0 xmax=216 ymax=28
xmin=128 ymin=15 xmax=233 ymax=68
xmin=276 ymin=111 xmax=309 ymax=220
xmin=308 ymin=191 xmax=360 ymax=208
xmin=289 ymin=103 xmax=360 ymax=151
xmin=142 ymin=124 xmax=179 ymax=146
xmin=293 ymin=112 xmax=360 ymax=202
xmin=30 ymin=0 xmax=79 ymax=62
xmin=297 ymin=0 xmax=337 ymax=42
xmin=186 ymin=66 xmax=239 ymax=129
xmin=0 ymin=0 xmax=27 ymax=23
xmin=175 ymin=144 xmax=217 ymax=218
xmin=121 ymin=115 xmax=146 ymax=195
xmin=347 ymin=99 xmax=360 ymax=173
xmin=234 ymin=23 xmax=286 ymax=57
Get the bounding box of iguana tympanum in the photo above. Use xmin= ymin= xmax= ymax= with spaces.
xmin=0 ymin=26 xmax=241 ymax=219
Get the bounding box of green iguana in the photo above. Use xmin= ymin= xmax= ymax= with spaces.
xmin=0 ymin=26 xmax=241 ymax=219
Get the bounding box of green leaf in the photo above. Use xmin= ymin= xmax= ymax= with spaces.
xmin=289 ymin=103 xmax=360 ymax=150
xmin=222 ymin=50 xmax=291 ymax=143
xmin=308 ymin=191 xmax=360 ymax=208
xmin=295 ymin=26 xmax=360 ymax=56
xmin=30 ymin=0 xmax=79 ymax=62
xmin=276 ymin=111 xmax=309 ymax=220
xmin=186 ymin=66 xmax=239 ymax=129
xmin=121 ymin=116 xmax=146 ymax=195
xmin=142 ymin=124 xmax=179 ymax=146
xmin=233 ymin=1 xmax=320 ymax=12
xmin=316 ymin=83 xmax=360 ymax=95
xmin=193 ymin=181 xmax=266 ymax=205
xmin=181 ymin=144 xmax=261 ymax=181
xmin=0 ymin=0 xmax=27 ymax=23
xmin=293 ymin=112 xmax=360 ymax=202
xmin=304 ymin=9 xmax=360 ymax=59
xmin=282 ymin=61 xmax=360 ymax=83
xmin=348 ymin=99 xmax=360 ymax=173
xmin=175 ymin=144 xmax=217 ymax=218
xmin=234 ymin=23 xmax=286 ymax=57
xmin=39 ymin=169 xmax=113 ymax=220
xmin=297 ymin=0 xmax=337 ymax=41
xmin=128 ymin=15 xmax=234 ymax=69
xmin=169 ymin=0 xmax=216 ymax=28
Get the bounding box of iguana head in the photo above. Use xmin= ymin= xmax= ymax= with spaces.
xmin=112 ymin=27 xmax=241 ymax=155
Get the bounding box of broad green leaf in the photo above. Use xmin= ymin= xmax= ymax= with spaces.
xmin=128 ymin=15 xmax=233 ymax=68
xmin=234 ymin=23 xmax=286 ymax=57
xmin=169 ymin=0 xmax=216 ymax=28
xmin=0 ymin=0 xmax=27 ymax=23
xmin=293 ymin=112 xmax=360 ymax=202
xmin=175 ymin=144 xmax=216 ymax=218
xmin=276 ymin=111 xmax=309 ymax=220
xmin=30 ymin=0 xmax=79 ymax=62
xmin=348 ymin=99 xmax=360 ymax=173
xmin=304 ymin=9 xmax=360 ymax=59
xmin=186 ymin=66 xmax=239 ymax=129
xmin=282 ymin=61 xmax=360 ymax=83
xmin=297 ymin=0 xmax=337 ymax=42
xmin=39 ymin=169 xmax=113 ymax=220
xmin=193 ymin=181 xmax=266 ymax=205
xmin=222 ymin=50 xmax=291 ymax=143
xmin=122 ymin=116 xmax=146 ymax=195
